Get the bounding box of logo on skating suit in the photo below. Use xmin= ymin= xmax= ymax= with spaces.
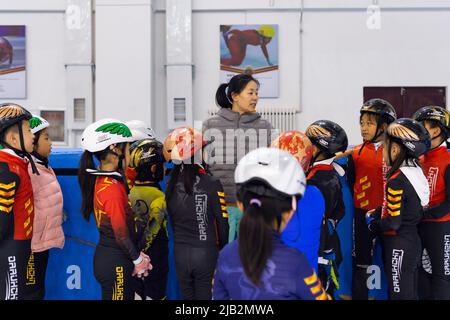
xmin=392 ymin=249 xmax=404 ymax=293
xmin=113 ymin=266 xmax=124 ymax=300
xmin=427 ymin=167 xmax=439 ymax=202
xmin=195 ymin=194 xmax=208 ymax=241
xmin=6 ymin=256 xmax=18 ymax=300
xmin=26 ymin=253 xmax=36 ymax=285
xmin=444 ymin=235 xmax=450 ymax=276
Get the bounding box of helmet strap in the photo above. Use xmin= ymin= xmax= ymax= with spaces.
xmin=1 ymin=123 xmax=39 ymax=175
xmin=358 ymin=118 xmax=384 ymax=156
xmin=109 ymin=144 xmax=129 ymax=194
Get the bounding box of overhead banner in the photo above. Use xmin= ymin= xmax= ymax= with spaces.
xmin=0 ymin=26 xmax=26 ymax=98
xmin=220 ymin=24 xmax=279 ymax=98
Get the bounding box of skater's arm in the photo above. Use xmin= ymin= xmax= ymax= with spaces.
xmin=210 ymin=179 xmax=229 ymax=249
xmin=424 ymin=164 xmax=450 ymax=219
xmin=372 ymin=179 xmax=403 ymax=232
xmin=296 ymin=255 xmax=330 ymax=300
xmin=0 ymin=162 xmax=18 ymax=240
xmin=260 ymin=43 xmax=272 ymax=65
xmin=106 ymin=190 xmax=140 ymax=261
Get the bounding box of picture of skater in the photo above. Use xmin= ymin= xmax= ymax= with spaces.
xmin=220 ymin=24 xmax=279 ymax=98
xmin=220 ymin=25 xmax=276 ymax=67
xmin=0 ymin=25 xmax=26 ymax=98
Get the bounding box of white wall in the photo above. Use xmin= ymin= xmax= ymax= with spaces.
xmin=152 ymin=0 xmax=450 ymax=144
xmin=0 ymin=7 xmax=67 ymax=117
xmin=95 ymin=0 xmax=152 ymax=125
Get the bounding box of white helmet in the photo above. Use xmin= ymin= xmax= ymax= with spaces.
xmin=29 ymin=115 xmax=49 ymax=134
xmin=80 ymin=118 xmax=135 ymax=153
xmin=235 ymin=147 xmax=306 ymax=197
xmin=126 ymin=120 xmax=156 ymax=141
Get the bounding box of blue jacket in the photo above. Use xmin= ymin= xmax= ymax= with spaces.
xmin=281 ymin=185 xmax=325 ymax=272
xmin=213 ymin=234 xmax=328 ymax=300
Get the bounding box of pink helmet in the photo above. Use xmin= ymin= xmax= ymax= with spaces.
xmin=271 ymin=130 xmax=313 ymax=172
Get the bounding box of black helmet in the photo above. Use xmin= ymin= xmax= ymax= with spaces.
xmin=129 ymin=138 xmax=165 ymax=182
xmin=306 ymin=120 xmax=348 ymax=155
xmin=0 ymin=103 xmax=32 ymax=134
xmin=386 ymin=118 xmax=431 ymax=158
xmin=360 ymin=98 xmax=397 ymax=124
xmin=0 ymin=103 xmax=39 ymax=175
xmin=412 ymin=106 xmax=450 ymax=138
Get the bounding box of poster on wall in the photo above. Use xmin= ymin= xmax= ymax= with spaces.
xmin=0 ymin=26 xmax=26 ymax=99
xmin=220 ymin=24 xmax=279 ymax=98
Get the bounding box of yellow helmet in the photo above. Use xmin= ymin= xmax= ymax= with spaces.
xmin=258 ymin=25 xmax=275 ymax=38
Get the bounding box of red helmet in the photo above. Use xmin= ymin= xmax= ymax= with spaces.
xmin=163 ymin=126 xmax=208 ymax=162
xmin=271 ymin=130 xmax=313 ymax=172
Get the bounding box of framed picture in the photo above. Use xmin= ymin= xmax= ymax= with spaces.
xmin=0 ymin=26 xmax=26 ymax=98
xmin=220 ymin=24 xmax=279 ymax=98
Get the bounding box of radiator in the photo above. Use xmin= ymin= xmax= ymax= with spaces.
xmin=207 ymin=107 xmax=298 ymax=132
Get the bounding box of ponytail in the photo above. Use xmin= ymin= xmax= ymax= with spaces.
xmin=215 ymin=83 xmax=232 ymax=109
xmin=237 ymin=185 xmax=292 ymax=286
xmin=166 ymin=161 xmax=205 ymax=203
xmin=78 ymin=151 xmax=97 ymax=221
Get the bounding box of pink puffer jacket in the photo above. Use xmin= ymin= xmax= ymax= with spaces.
xmin=28 ymin=160 xmax=65 ymax=252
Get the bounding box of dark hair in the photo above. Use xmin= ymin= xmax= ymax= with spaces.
xmin=385 ymin=137 xmax=420 ymax=179
xmin=33 ymin=130 xmax=43 ymax=150
xmin=359 ymin=112 xmax=390 ymax=135
xmin=165 ymin=159 xmax=210 ymax=202
xmin=78 ymin=144 xmax=125 ymax=221
xmin=215 ymin=74 xmax=260 ymax=109
xmin=236 ymin=183 xmax=292 ymax=286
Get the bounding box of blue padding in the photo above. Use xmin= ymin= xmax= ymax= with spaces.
xmin=334 ymin=155 xmax=388 ymax=300
xmin=45 ymin=237 xmax=101 ymax=300
xmin=333 ymin=156 xmax=355 ymax=300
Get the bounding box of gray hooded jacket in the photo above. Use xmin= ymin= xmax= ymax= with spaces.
xmin=202 ymin=108 xmax=275 ymax=204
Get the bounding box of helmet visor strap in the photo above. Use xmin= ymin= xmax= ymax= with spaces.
xmin=18 ymin=122 xmax=39 ymax=175
xmin=110 ymin=144 xmax=130 ymax=194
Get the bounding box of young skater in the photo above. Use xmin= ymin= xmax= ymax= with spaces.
xmin=366 ymin=118 xmax=430 ymax=299
xmin=305 ymin=120 xmax=348 ymax=296
xmin=26 ymin=115 xmax=65 ymax=300
xmin=0 ymin=103 xmax=36 ymax=300
xmin=213 ymin=147 xmax=330 ymax=300
xmin=164 ymin=126 xmax=229 ymax=300
xmin=348 ymin=98 xmax=397 ymax=299
xmin=78 ymin=119 xmax=152 ymax=300
xmin=129 ymin=138 xmax=169 ymax=300
xmin=413 ymin=106 xmax=450 ymax=299
xmin=271 ymin=130 xmax=325 ymax=272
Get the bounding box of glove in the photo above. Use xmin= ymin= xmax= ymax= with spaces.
xmin=132 ymin=252 xmax=153 ymax=278
xmin=366 ymin=212 xmax=375 ymax=229
xmin=366 ymin=209 xmax=380 ymax=232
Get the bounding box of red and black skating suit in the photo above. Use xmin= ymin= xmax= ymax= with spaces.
xmin=0 ymin=149 xmax=35 ymax=300
xmin=91 ymin=171 xmax=140 ymax=300
xmin=370 ymin=168 xmax=428 ymax=300
xmin=419 ymin=143 xmax=450 ymax=299
xmin=307 ymin=159 xmax=345 ymax=295
xmin=347 ymin=142 xmax=387 ymax=299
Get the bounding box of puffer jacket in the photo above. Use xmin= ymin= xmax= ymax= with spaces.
xmin=202 ymin=108 xmax=274 ymax=203
xmin=28 ymin=159 xmax=64 ymax=252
